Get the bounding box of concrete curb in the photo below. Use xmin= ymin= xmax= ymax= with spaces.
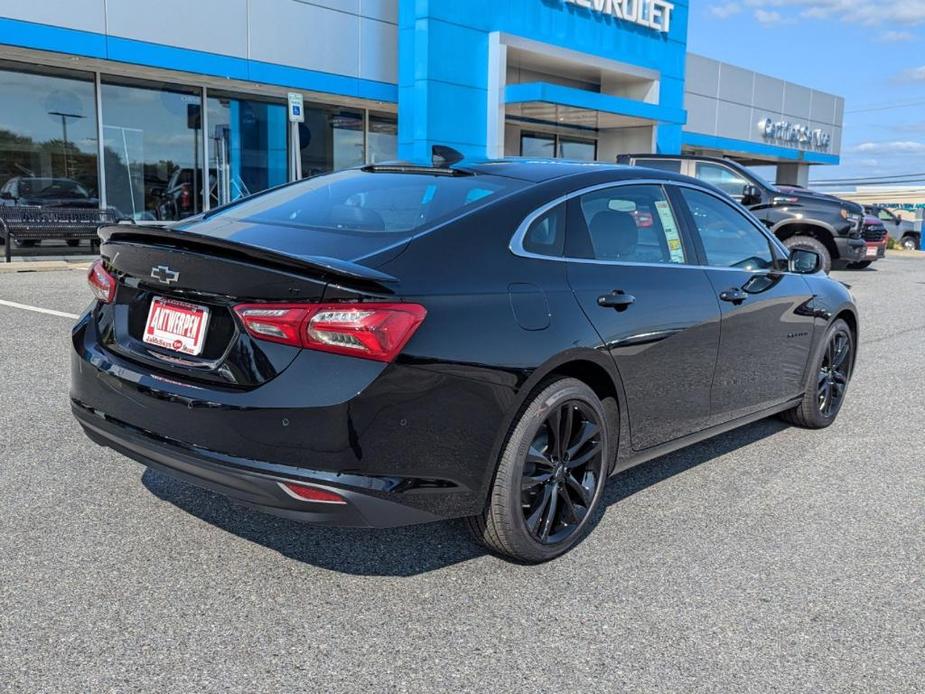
xmin=0 ymin=259 xmax=93 ymax=274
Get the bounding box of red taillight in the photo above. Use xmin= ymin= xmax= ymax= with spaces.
xmin=279 ymin=482 xmax=347 ymax=505
xmin=87 ymin=259 xmax=116 ymax=303
xmin=233 ymin=302 xmax=426 ymax=363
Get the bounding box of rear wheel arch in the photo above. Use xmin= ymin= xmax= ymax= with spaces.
xmin=481 ymin=351 xmax=626 ymax=505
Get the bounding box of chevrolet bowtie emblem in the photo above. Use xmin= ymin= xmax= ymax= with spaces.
xmin=151 ymin=265 xmax=180 ymax=285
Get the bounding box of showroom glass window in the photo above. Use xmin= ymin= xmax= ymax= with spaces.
xmin=207 ymin=93 xmax=288 ymax=207
xmin=558 ymin=137 xmax=596 ymax=161
xmin=0 ymin=62 xmax=99 ymax=209
xmin=679 ymin=188 xmax=774 ymax=270
xmin=101 ymin=78 xmax=203 ymax=221
xmin=299 ymin=105 xmax=364 ymax=177
xmin=521 ymin=132 xmax=556 ymax=158
xmin=368 ymin=113 xmax=397 ymax=164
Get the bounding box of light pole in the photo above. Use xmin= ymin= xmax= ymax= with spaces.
xmin=47 ymin=110 xmax=85 ymax=178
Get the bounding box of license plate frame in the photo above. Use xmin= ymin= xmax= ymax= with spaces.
xmin=865 ymin=246 xmax=878 ymax=258
xmin=143 ymin=296 xmax=211 ymax=356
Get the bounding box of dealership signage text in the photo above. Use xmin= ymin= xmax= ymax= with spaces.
xmin=562 ymin=0 xmax=675 ymax=34
xmin=758 ymin=118 xmax=832 ymax=151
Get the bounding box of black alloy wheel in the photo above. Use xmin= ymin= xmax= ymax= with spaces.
xmin=818 ymin=328 xmax=851 ymax=418
xmin=466 ymin=377 xmax=611 ymax=563
xmin=521 ymin=400 xmax=603 ymax=545
xmin=780 ymin=318 xmax=854 ymax=429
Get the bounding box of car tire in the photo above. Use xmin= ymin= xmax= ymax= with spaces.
xmin=901 ymin=235 xmax=919 ymax=251
xmin=466 ymin=378 xmax=612 ymax=563
xmin=846 ymin=261 xmax=872 ymax=269
xmin=66 ymin=239 xmax=80 ymax=248
xmin=783 ymin=235 xmax=832 ymax=274
xmin=779 ymin=318 xmax=854 ymax=430
xmin=14 ymin=239 xmax=38 ymax=248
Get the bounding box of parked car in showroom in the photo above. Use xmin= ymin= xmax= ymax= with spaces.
xmin=71 ymin=157 xmax=858 ymax=563
xmin=864 ymin=204 xmax=921 ymax=251
xmin=0 ymin=175 xmax=99 ymax=247
xmin=618 ymin=154 xmax=866 ymax=273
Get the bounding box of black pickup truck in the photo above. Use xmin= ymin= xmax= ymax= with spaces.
xmin=617 ymin=154 xmax=866 ymax=273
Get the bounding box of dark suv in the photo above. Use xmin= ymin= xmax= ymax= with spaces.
xmin=618 ymin=154 xmax=866 ymax=273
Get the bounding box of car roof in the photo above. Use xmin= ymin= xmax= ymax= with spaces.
xmin=458 ymin=158 xmax=688 ymax=184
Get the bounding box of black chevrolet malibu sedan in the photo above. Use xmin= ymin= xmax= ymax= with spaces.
xmin=71 ymin=159 xmax=858 ymax=562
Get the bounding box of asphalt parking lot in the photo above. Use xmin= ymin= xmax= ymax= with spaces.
xmin=1 ymin=255 xmax=923 ymax=693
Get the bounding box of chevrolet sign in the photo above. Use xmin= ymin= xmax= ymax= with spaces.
xmin=562 ymin=0 xmax=675 ymax=34
xmin=759 ymin=118 xmax=832 ymax=151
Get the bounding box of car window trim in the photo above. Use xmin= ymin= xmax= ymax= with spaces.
xmin=510 ymin=178 xmax=791 ymax=274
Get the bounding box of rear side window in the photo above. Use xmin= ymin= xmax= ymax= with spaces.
xmin=522 ymin=204 xmax=566 ymax=257
xmin=210 ymin=170 xmax=524 ymax=234
xmin=679 ymin=188 xmax=774 ymax=270
xmin=575 ymin=185 xmax=687 ymax=264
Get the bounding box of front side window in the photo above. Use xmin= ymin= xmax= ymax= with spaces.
xmin=679 ymin=188 xmax=774 ymax=271
xmin=576 ymin=185 xmax=687 ymax=264
xmin=693 ymin=162 xmax=750 ymax=199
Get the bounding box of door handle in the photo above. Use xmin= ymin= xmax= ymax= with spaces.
xmin=597 ymin=290 xmax=636 ymax=311
xmin=719 ymin=288 xmax=748 ymax=305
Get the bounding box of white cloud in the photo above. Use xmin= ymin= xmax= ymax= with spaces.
xmin=754 ymin=9 xmax=786 ymax=24
xmin=710 ymin=3 xmax=742 ymax=19
xmin=879 ymin=30 xmax=915 ymax=42
xmin=898 ymin=65 xmax=925 ymax=81
xmin=713 ymin=0 xmax=925 ymax=26
xmin=851 ymin=141 xmax=925 ymax=155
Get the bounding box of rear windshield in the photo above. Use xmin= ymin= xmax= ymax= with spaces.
xmin=210 ymin=170 xmax=524 ymax=235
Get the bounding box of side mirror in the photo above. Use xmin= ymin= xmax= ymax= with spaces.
xmin=0 ymin=191 xmax=12 ymax=200
xmin=789 ymin=248 xmax=821 ymax=274
xmin=742 ymin=184 xmax=761 ymax=205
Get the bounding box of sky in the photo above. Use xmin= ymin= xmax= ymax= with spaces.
xmin=686 ymin=0 xmax=925 ymax=187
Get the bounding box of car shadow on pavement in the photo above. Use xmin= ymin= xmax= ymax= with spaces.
xmin=142 ymin=417 xmax=788 ymax=576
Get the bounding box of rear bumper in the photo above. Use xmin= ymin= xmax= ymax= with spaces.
xmin=73 ymin=399 xmax=446 ymax=528
xmin=71 ymin=311 xmax=508 ymax=525
xmin=863 ymin=241 xmax=887 ymax=261
xmin=834 ymin=236 xmax=866 ymax=262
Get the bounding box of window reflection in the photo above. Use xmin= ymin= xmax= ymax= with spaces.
xmin=299 ymin=106 xmax=364 ymax=177
xmin=0 ymin=63 xmax=99 ymax=210
xmin=208 ymin=94 xmax=288 ymax=207
xmin=101 ymin=78 xmax=203 ymax=221
xmin=368 ymin=113 xmax=397 ymax=164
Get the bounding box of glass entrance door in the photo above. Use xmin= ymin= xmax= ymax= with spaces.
xmin=207 ymin=94 xmax=288 ymax=207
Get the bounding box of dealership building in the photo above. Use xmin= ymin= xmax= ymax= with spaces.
xmin=0 ymin=0 xmax=844 ymax=222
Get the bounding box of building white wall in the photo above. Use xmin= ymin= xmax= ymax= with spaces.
xmin=684 ymin=53 xmax=843 ymax=157
xmin=0 ymin=0 xmax=398 ymax=84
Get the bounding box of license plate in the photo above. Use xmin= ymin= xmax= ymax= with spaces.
xmin=143 ymin=296 xmax=211 ymax=356
xmin=866 ymin=246 xmax=878 ymax=257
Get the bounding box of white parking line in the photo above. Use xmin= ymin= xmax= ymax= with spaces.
xmin=0 ymin=299 xmax=79 ymax=320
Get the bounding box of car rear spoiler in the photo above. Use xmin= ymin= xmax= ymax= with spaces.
xmin=97 ymin=224 xmax=400 ymax=288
